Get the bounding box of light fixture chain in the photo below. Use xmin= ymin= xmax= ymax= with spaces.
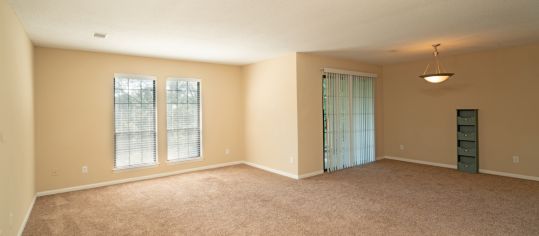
xmin=418 ymin=43 xmax=454 ymax=83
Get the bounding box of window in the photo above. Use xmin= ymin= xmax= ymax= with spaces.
xmin=166 ymin=79 xmax=202 ymax=161
xmin=114 ymin=74 xmax=157 ymax=169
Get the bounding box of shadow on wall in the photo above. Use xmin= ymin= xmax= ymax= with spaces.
xmin=418 ymin=82 xmax=472 ymax=97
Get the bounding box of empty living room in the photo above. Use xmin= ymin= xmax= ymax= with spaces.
xmin=2 ymin=0 xmax=539 ymax=235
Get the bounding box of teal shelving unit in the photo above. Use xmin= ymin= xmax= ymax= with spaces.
xmin=457 ymin=109 xmax=478 ymax=173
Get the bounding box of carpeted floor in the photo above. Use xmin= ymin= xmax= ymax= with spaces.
xmin=24 ymin=159 xmax=539 ymax=235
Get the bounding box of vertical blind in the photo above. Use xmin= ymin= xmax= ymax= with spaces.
xmin=166 ymin=79 xmax=201 ymax=161
xmin=323 ymin=71 xmax=375 ymax=172
xmin=114 ymin=75 xmax=157 ymax=169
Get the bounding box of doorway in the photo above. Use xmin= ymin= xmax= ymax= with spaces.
xmin=322 ymin=69 xmax=376 ymax=172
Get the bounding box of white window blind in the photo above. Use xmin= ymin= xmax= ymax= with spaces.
xmin=114 ymin=75 xmax=157 ymax=169
xmin=166 ymin=79 xmax=202 ymax=161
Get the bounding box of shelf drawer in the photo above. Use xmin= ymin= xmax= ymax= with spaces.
xmin=457 ymin=116 xmax=476 ymax=125
xmin=457 ymin=132 xmax=476 ymax=141
xmin=458 ymin=147 xmax=477 ymax=156
xmin=458 ymin=162 xmax=477 ymax=173
xmin=459 ymin=156 xmax=476 ymax=164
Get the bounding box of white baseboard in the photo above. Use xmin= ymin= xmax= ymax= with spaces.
xmin=18 ymin=195 xmax=36 ymax=236
xmin=383 ymin=156 xmax=457 ymax=169
xmin=383 ymin=156 xmax=539 ymax=181
xmin=299 ymin=170 xmax=324 ymax=179
xmin=242 ymin=161 xmax=325 ymax=180
xmin=479 ymin=169 xmax=539 ymax=182
xmin=22 ymin=162 xmax=321 ymax=233
xmin=37 ymin=161 xmax=244 ymax=197
xmin=34 ymin=156 xmax=539 ymax=199
xmin=36 ymin=160 xmax=325 ymax=197
xmin=242 ymin=161 xmax=299 ymax=179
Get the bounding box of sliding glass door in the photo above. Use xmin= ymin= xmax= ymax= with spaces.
xmin=323 ymin=71 xmax=375 ymax=172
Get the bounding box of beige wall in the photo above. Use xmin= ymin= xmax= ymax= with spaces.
xmin=0 ymin=0 xmax=35 ymax=235
xmin=383 ymin=43 xmax=539 ymax=177
xmin=241 ymin=54 xmax=299 ymax=175
xmin=296 ymin=53 xmax=383 ymax=175
xmin=34 ymin=47 xmax=244 ymax=192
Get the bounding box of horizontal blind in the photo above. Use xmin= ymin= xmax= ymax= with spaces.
xmin=114 ymin=76 xmax=157 ymax=169
xmin=166 ymin=79 xmax=201 ymax=161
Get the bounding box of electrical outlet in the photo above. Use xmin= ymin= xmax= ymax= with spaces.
xmin=399 ymin=144 xmax=405 ymax=150
xmin=512 ymin=156 xmax=520 ymax=163
xmin=225 ymin=148 xmax=230 ymax=155
xmin=82 ymin=165 xmax=88 ymax=174
xmin=289 ymin=156 xmax=294 ymax=164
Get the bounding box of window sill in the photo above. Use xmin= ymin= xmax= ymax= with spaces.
xmin=166 ymin=157 xmax=203 ymax=165
xmin=113 ymin=163 xmax=159 ymax=173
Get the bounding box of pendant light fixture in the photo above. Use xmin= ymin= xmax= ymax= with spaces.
xmin=419 ymin=43 xmax=454 ymax=83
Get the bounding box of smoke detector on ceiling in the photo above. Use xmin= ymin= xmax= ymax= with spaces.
xmin=93 ymin=32 xmax=107 ymax=39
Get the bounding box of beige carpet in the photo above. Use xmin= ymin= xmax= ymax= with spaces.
xmin=24 ymin=160 xmax=539 ymax=235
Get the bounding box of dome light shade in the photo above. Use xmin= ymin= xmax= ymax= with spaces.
xmin=419 ymin=44 xmax=454 ymax=83
xmin=419 ymin=73 xmax=454 ymax=83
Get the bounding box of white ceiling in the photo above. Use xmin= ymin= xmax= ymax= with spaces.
xmin=8 ymin=0 xmax=539 ymax=65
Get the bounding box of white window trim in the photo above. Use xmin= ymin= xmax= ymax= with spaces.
xmin=322 ymin=68 xmax=378 ymax=78
xmin=165 ymin=77 xmax=204 ymax=162
xmin=113 ymin=73 xmax=159 ymax=171
xmin=166 ymin=157 xmax=203 ymax=165
xmin=114 ymin=73 xmax=157 ymax=81
xmin=113 ymin=162 xmax=160 ymax=173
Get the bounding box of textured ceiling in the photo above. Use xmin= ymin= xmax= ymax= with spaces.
xmin=8 ymin=0 xmax=539 ymax=65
